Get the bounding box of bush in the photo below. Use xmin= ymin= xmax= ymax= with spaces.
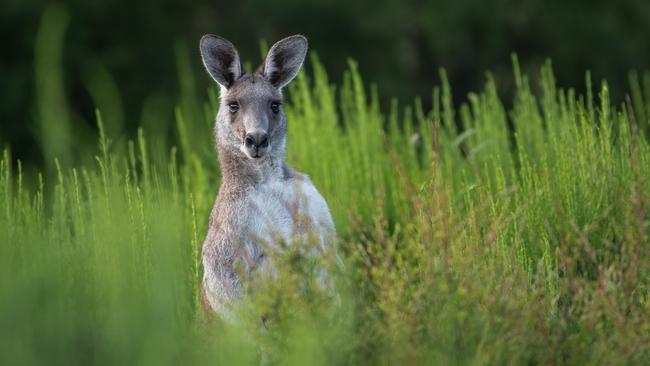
xmin=1 ymin=52 xmax=649 ymax=364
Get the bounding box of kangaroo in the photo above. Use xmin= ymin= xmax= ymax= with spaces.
xmin=198 ymin=34 xmax=336 ymax=318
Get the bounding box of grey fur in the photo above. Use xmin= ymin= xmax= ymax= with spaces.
xmin=199 ymin=35 xmax=336 ymax=319
xmin=200 ymin=35 xmax=243 ymax=88
xmin=259 ymin=35 xmax=309 ymax=89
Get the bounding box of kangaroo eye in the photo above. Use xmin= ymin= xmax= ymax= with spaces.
xmin=270 ymin=102 xmax=280 ymax=114
xmin=228 ymin=102 xmax=239 ymax=113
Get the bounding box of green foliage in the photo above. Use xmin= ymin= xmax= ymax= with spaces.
xmin=4 ymin=1 xmax=650 ymax=166
xmin=2 ymin=45 xmax=650 ymax=364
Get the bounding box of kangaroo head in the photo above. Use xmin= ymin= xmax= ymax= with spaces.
xmin=200 ymin=35 xmax=308 ymax=160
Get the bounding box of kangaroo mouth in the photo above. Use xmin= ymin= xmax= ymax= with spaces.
xmin=240 ymin=144 xmax=269 ymax=160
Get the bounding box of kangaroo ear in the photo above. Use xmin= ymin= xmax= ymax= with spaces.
xmin=260 ymin=35 xmax=308 ymax=89
xmin=199 ymin=35 xmax=243 ymax=88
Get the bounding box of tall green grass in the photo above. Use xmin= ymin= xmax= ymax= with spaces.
xmin=1 ymin=10 xmax=649 ymax=364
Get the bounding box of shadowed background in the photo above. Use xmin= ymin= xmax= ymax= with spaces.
xmin=1 ymin=0 xmax=650 ymax=165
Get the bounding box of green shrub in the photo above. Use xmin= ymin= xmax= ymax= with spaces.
xmin=1 ymin=49 xmax=648 ymax=364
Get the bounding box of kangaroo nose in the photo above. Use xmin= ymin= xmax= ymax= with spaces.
xmin=244 ymin=131 xmax=269 ymax=149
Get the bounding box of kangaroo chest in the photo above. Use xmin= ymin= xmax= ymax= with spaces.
xmin=239 ymin=176 xmax=330 ymax=246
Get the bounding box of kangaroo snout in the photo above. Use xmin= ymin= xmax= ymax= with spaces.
xmin=244 ymin=131 xmax=269 ymax=149
xmin=243 ymin=130 xmax=269 ymax=158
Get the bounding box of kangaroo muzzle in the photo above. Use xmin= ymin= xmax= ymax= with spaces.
xmin=242 ymin=130 xmax=269 ymax=158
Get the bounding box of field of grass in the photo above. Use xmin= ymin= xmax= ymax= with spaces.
xmin=1 ymin=21 xmax=650 ymax=364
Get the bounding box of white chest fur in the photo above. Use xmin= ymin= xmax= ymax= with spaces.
xmin=202 ymin=173 xmax=336 ymax=318
xmin=239 ymin=175 xmax=334 ymax=257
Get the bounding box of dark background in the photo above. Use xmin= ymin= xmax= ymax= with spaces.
xmin=2 ymin=0 xmax=650 ymax=165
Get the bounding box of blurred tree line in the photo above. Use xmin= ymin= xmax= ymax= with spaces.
xmin=2 ymin=0 xmax=650 ymax=165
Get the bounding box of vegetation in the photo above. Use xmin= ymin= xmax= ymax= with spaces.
xmin=1 ymin=26 xmax=650 ymax=364
xmin=4 ymin=1 xmax=650 ymax=164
